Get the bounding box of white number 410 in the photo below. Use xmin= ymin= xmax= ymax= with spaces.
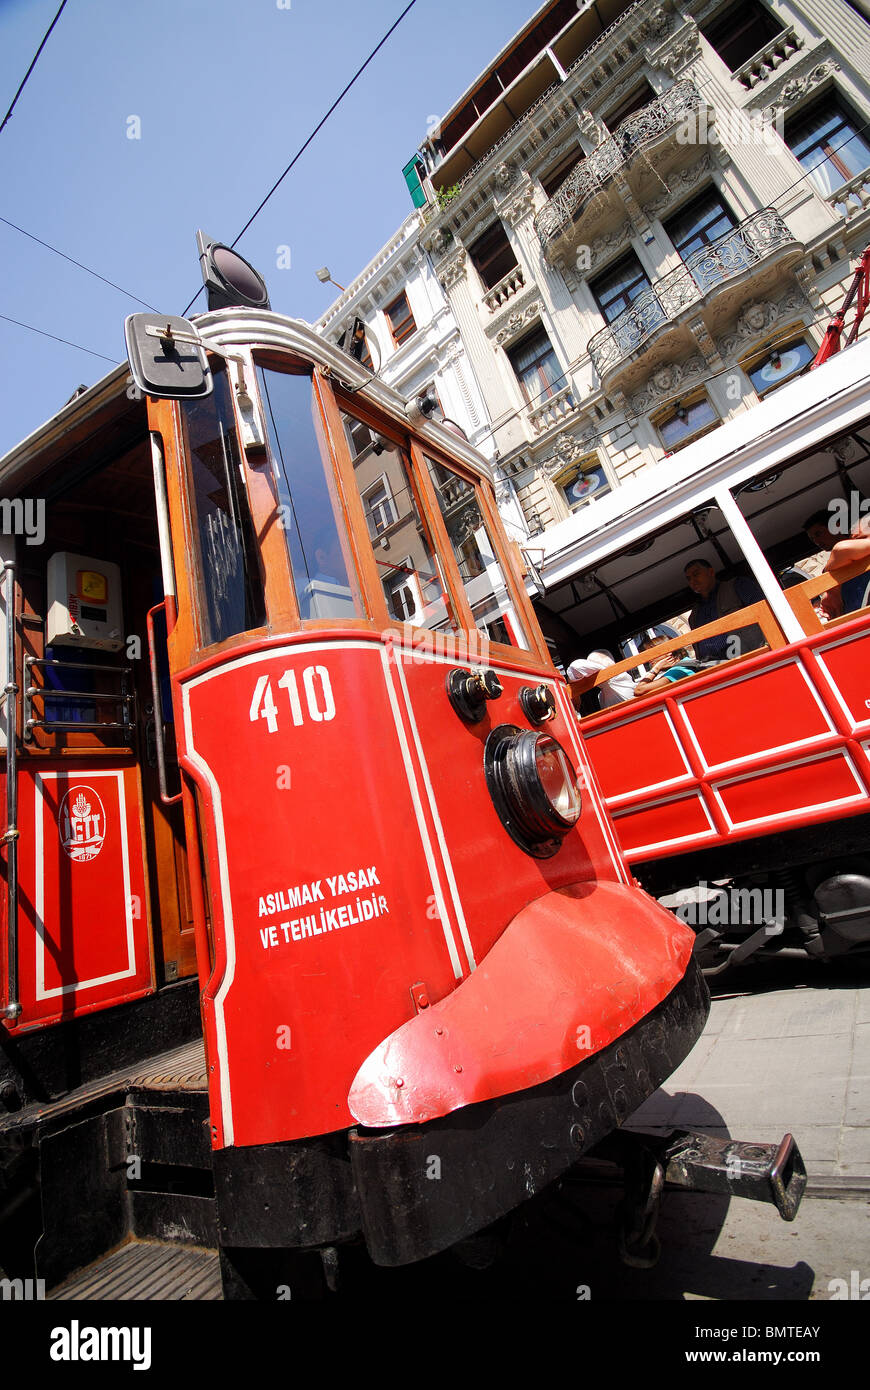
xmin=249 ymin=666 xmax=335 ymax=733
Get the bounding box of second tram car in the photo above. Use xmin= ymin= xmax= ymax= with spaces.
xmin=0 ymin=241 xmax=803 ymax=1297
xmin=554 ymin=333 xmax=870 ymax=973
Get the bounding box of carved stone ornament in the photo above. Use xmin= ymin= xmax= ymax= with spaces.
xmin=643 ymin=154 xmax=713 ymax=220
xmin=429 ymin=227 xmax=453 ymax=259
xmin=648 ymin=18 xmax=702 ymax=78
xmin=717 ymin=287 xmax=809 ymax=358
xmin=438 ymin=248 xmax=467 ymax=291
xmin=577 ymin=110 xmax=605 ymax=148
xmin=760 ymin=54 xmax=840 ymax=119
xmin=588 ymin=220 xmax=633 ymax=271
xmin=500 ymin=182 xmax=537 ymax=228
xmin=495 ymin=301 xmax=541 ymax=345
xmin=543 ymin=427 xmax=596 ymax=475
xmin=495 ymin=161 xmax=517 ymax=190
xmin=628 ymin=355 xmax=705 ymax=416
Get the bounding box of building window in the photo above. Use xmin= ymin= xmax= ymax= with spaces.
xmin=468 ymin=222 xmax=518 ymax=289
xmin=507 ymin=327 xmax=563 ymax=403
xmin=557 ymin=456 xmax=611 ymax=512
xmin=540 ymin=145 xmax=585 ymax=198
xmin=602 ymin=81 xmax=656 ymax=132
xmin=654 ymin=395 xmax=720 ymax=452
xmin=746 ymin=338 xmax=814 ymax=396
xmin=384 ymin=558 xmax=422 ymax=622
xmin=699 ymin=1 xmax=784 ymax=72
xmin=363 ymin=477 xmax=397 ymax=536
xmin=590 ymin=253 xmax=652 ymax=323
xmin=385 ymin=291 xmax=417 ymax=345
xmin=785 ymin=96 xmax=870 ymax=196
xmin=664 ymin=187 xmax=736 ymax=258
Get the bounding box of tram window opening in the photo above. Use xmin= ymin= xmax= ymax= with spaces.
xmin=181 ymin=365 xmax=266 ymax=646
xmin=423 ymin=455 xmax=529 ymax=649
xmin=341 ymin=414 xmax=456 ymax=635
xmin=257 ymin=368 xmax=364 ymax=622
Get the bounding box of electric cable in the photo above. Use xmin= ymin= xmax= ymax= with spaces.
xmin=181 ymin=0 xmax=418 ymax=316
xmin=0 ymin=312 xmax=117 ymax=363
xmin=0 ymin=0 xmax=69 ymax=138
xmin=0 ymin=216 xmax=159 ymax=310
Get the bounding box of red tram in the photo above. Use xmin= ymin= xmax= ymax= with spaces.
xmin=558 ymin=333 xmax=870 ymax=973
xmin=0 ymin=241 xmax=802 ymax=1297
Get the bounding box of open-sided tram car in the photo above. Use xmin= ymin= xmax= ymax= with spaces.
xmin=558 ymin=336 xmax=870 ymax=973
xmin=0 ymin=244 xmax=803 ymax=1297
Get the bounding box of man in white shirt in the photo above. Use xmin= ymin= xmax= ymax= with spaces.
xmin=567 ymin=649 xmax=635 ymax=710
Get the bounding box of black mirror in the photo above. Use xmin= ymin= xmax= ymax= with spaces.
xmin=125 ymin=313 xmax=213 ymax=400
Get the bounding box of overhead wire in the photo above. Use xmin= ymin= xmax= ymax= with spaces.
xmin=0 ymin=216 xmax=160 ymax=310
xmin=0 ymin=313 xmax=117 ymax=363
xmin=0 ymin=0 xmax=69 ymax=138
xmin=180 ymin=0 xmax=418 ymax=315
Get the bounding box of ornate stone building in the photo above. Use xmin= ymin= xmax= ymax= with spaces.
xmin=399 ymin=0 xmax=870 ymax=539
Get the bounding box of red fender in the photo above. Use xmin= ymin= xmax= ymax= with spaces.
xmin=348 ymin=880 xmax=695 ymax=1127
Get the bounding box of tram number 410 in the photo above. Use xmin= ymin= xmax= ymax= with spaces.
xmin=249 ymin=667 xmax=336 ymax=733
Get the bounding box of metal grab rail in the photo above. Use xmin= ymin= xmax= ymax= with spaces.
xmin=1 ymin=562 xmax=20 ymax=1023
xmin=147 ymin=602 xmax=182 ymax=807
xmin=23 ymin=655 xmax=134 ymax=740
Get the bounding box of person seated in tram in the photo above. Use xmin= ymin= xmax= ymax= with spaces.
xmin=822 ymin=513 xmax=870 ymax=616
xmin=683 ymin=558 xmax=764 ymax=660
xmin=804 ymin=509 xmax=870 ymax=619
xmin=567 ymin=649 xmax=634 ymax=713
xmin=631 ymin=640 xmax=716 ymax=697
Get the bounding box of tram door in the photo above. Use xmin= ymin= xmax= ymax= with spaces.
xmin=6 ymin=403 xmax=197 ymax=1034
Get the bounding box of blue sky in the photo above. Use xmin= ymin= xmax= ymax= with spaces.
xmin=0 ymin=0 xmax=538 ymax=456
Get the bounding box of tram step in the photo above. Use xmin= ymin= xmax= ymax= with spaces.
xmin=48 ymin=1237 xmax=221 ymax=1300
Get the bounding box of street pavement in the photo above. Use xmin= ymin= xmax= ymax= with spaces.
xmin=609 ymin=955 xmax=870 ymax=1299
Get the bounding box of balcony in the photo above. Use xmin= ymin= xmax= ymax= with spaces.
xmin=527 ymin=384 xmax=577 ymax=436
xmin=830 ymin=168 xmax=870 ymax=223
xmin=732 ymin=26 xmax=803 ymax=90
xmin=587 ymin=210 xmax=803 ymax=388
xmin=483 ymin=265 xmax=526 ymax=312
xmin=534 ymin=80 xmax=702 ymax=263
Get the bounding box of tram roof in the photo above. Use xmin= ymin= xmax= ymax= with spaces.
xmin=539 ymin=338 xmax=870 ymax=590
xmin=0 ymin=311 xmax=494 ymax=492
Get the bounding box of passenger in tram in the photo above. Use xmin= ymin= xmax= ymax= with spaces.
xmin=632 ymin=643 xmax=715 ymax=697
xmin=567 ymin=649 xmax=634 ymax=713
xmin=823 ymin=514 xmax=870 ymax=616
xmin=683 ymin=558 xmax=764 ymax=660
xmin=804 ymin=510 xmax=870 ymax=618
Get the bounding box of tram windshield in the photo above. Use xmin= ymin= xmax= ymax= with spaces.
xmin=339 ymin=415 xmax=456 ymax=633
xmin=423 ymin=456 xmax=529 ymax=649
xmin=182 ymin=363 xmax=267 ymax=645
xmin=257 ymin=367 xmax=365 ymax=621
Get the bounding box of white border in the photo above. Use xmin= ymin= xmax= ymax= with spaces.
xmin=674 ymin=656 xmax=839 ymax=775
xmin=611 ymin=790 xmax=718 ymax=859
xmin=709 ymin=747 xmax=868 ymax=833
xmin=34 ymin=771 xmax=136 ymax=1000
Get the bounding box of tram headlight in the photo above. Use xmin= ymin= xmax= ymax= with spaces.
xmin=484 ymin=725 xmax=582 ymax=858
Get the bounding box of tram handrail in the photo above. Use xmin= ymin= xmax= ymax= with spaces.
xmin=568 ymin=599 xmax=787 ymax=699
xmin=569 ymin=554 xmax=870 ymax=703
xmin=0 ymin=562 xmax=20 ymax=1022
xmin=784 ymin=553 xmax=870 ymax=634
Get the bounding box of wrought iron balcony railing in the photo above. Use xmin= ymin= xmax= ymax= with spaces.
xmin=587 ymin=210 xmax=799 ymax=379
xmin=534 ymin=80 xmax=701 ymax=253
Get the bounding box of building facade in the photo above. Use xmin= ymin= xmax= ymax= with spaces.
xmin=401 ymin=0 xmax=870 ymax=540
